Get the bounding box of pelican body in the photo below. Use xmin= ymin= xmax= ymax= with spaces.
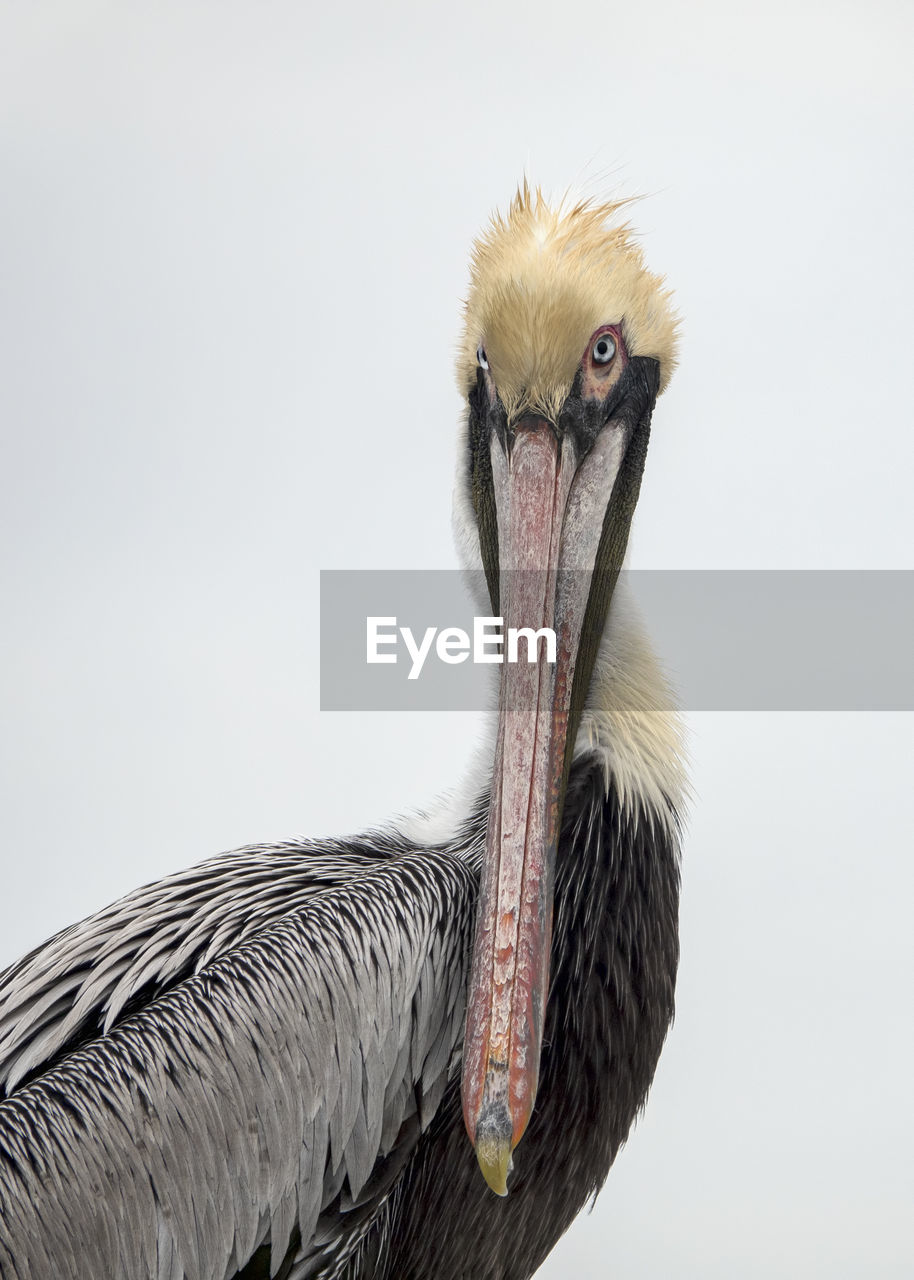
xmin=0 ymin=189 xmax=685 ymax=1279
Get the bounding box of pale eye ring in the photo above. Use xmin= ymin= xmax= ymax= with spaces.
xmin=477 ymin=344 xmax=489 ymax=370
xmin=592 ymin=335 xmax=616 ymax=365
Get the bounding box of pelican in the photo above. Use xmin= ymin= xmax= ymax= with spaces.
xmin=0 ymin=186 xmax=685 ymax=1279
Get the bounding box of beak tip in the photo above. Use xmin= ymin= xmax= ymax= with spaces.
xmin=475 ymin=1137 xmax=512 ymax=1197
xmin=473 ymin=1100 xmax=515 ymax=1197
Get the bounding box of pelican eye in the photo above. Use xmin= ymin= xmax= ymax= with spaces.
xmin=592 ymin=335 xmax=616 ymax=365
xmin=477 ymin=344 xmax=489 ymax=371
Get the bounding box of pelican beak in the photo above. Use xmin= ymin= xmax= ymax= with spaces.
xmin=460 ymin=391 xmax=650 ymax=1194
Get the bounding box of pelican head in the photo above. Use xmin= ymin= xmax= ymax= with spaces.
xmin=457 ymin=185 xmax=678 ymax=1194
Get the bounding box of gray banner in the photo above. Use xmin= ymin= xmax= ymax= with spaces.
xmin=319 ymin=571 xmax=914 ymax=711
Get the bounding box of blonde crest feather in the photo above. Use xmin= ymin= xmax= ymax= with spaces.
xmin=459 ymin=183 xmax=678 ymax=420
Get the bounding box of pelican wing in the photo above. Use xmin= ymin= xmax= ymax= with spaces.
xmin=0 ymin=842 xmax=380 ymax=1095
xmin=0 ymin=843 xmax=475 ymax=1279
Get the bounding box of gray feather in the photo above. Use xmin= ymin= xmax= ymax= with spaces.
xmin=0 ymin=843 xmax=476 ymax=1280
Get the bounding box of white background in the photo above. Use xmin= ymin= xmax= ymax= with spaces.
xmin=1 ymin=3 xmax=912 ymax=1276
